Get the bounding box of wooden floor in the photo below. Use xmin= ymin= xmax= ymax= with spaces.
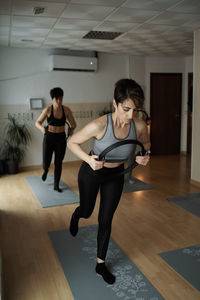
xmin=1 ymin=154 xmax=200 ymax=300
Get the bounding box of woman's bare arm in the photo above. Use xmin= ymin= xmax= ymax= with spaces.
xmin=35 ymin=107 xmax=49 ymax=134
xmin=67 ymin=117 xmax=105 ymax=170
xmin=136 ymin=119 xmax=151 ymax=151
xmin=134 ymin=119 xmax=151 ymax=166
xmin=64 ymin=106 xmax=77 ymax=134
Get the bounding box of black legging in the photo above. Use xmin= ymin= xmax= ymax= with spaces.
xmin=73 ymin=161 xmax=124 ymax=260
xmin=42 ymin=131 xmax=66 ymax=187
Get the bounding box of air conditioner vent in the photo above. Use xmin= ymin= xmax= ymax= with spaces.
xmin=53 ymin=68 xmax=95 ymax=72
xmin=83 ymin=31 xmax=123 ymax=40
xmin=33 ymin=7 xmax=45 ymax=15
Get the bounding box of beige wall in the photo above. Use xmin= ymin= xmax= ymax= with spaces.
xmin=0 ymin=46 xmax=195 ymax=169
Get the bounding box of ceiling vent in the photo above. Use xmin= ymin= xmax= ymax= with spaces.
xmin=49 ymin=55 xmax=98 ymax=72
xmin=33 ymin=7 xmax=45 ymax=15
xmin=83 ymin=31 xmax=123 ymax=40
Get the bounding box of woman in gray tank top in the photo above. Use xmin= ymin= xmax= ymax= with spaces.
xmin=67 ymin=79 xmax=151 ymax=285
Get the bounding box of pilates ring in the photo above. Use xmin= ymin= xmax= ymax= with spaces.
xmin=96 ymin=139 xmax=148 ymax=176
xmin=65 ymin=120 xmax=72 ymax=139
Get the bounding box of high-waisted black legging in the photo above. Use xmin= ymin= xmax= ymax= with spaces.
xmin=42 ymin=131 xmax=66 ymax=187
xmin=73 ymin=161 xmax=124 ymax=260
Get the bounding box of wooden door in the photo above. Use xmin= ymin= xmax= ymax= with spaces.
xmin=150 ymin=73 xmax=182 ymax=155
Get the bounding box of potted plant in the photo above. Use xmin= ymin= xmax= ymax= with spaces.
xmin=1 ymin=115 xmax=31 ymax=174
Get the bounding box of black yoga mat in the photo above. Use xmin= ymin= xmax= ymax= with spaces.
xmin=159 ymin=244 xmax=200 ymax=291
xmin=123 ymin=177 xmax=154 ymax=193
xmin=167 ymin=193 xmax=200 ymax=218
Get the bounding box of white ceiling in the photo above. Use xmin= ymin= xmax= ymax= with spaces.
xmin=0 ymin=0 xmax=200 ymax=55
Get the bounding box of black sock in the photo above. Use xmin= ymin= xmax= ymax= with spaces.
xmin=42 ymin=171 xmax=47 ymax=181
xmin=54 ymin=186 xmax=62 ymax=193
xmin=95 ymin=262 xmax=115 ymax=284
xmin=69 ymin=213 xmax=79 ymax=236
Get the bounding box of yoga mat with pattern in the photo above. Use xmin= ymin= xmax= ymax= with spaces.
xmin=49 ymin=225 xmax=165 ymax=300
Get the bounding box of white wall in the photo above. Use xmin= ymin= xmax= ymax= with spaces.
xmin=129 ymin=55 xmax=146 ymax=91
xmin=0 ymin=47 xmax=128 ymax=105
xmin=0 ymin=47 xmax=129 ymax=166
xmin=191 ymin=29 xmax=200 ymax=183
xmin=0 ymin=46 xmax=193 ymax=167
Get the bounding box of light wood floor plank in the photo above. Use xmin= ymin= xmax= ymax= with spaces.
xmin=1 ymin=155 xmax=200 ymax=300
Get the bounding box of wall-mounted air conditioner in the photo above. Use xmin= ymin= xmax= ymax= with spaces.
xmin=49 ymin=55 xmax=98 ymax=72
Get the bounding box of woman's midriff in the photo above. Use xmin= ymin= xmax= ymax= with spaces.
xmin=48 ymin=125 xmax=65 ymax=133
xmin=103 ymin=161 xmax=124 ymax=168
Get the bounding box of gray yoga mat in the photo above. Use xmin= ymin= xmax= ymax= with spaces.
xmin=25 ymin=175 xmax=79 ymax=208
xmin=159 ymin=244 xmax=200 ymax=291
xmin=123 ymin=176 xmax=154 ymax=193
xmin=49 ymin=225 xmax=165 ymax=300
xmin=167 ymin=193 xmax=200 ymax=218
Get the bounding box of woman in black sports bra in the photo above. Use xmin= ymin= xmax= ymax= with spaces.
xmin=35 ymin=87 xmax=76 ymax=192
xmin=67 ymin=79 xmax=150 ymax=284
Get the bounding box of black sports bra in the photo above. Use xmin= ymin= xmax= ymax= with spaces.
xmin=47 ymin=105 xmax=66 ymax=126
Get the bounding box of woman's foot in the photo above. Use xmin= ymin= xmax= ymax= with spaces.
xmin=54 ymin=186 xmax=62 ymax=192
xmin=41 ymin=171 xmax=48 ymax=181
xmin=69 ymin=213 xmax=79 ymax=236
xmin=95 ymin=262 xmax=115 ymax=284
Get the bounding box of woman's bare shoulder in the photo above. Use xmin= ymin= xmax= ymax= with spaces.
xmin=90 ymin=114 xmax=107 ymax=139
xmin=45 ymin=105 xmax=51 ymax=115
xmin=93 ymin=114 xmax=107 ymax=129
xmin=76 ymin=114 xmax=105 ymax=136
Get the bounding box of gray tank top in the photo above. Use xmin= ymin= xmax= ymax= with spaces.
xmin=93 ymin=113 xmax=137 ymax=162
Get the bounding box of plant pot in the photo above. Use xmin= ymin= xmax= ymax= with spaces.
xmin=0 ymin=160 xmax=6 ymax=175
xmin=6 ymin=160 xmax=19 ymax=174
